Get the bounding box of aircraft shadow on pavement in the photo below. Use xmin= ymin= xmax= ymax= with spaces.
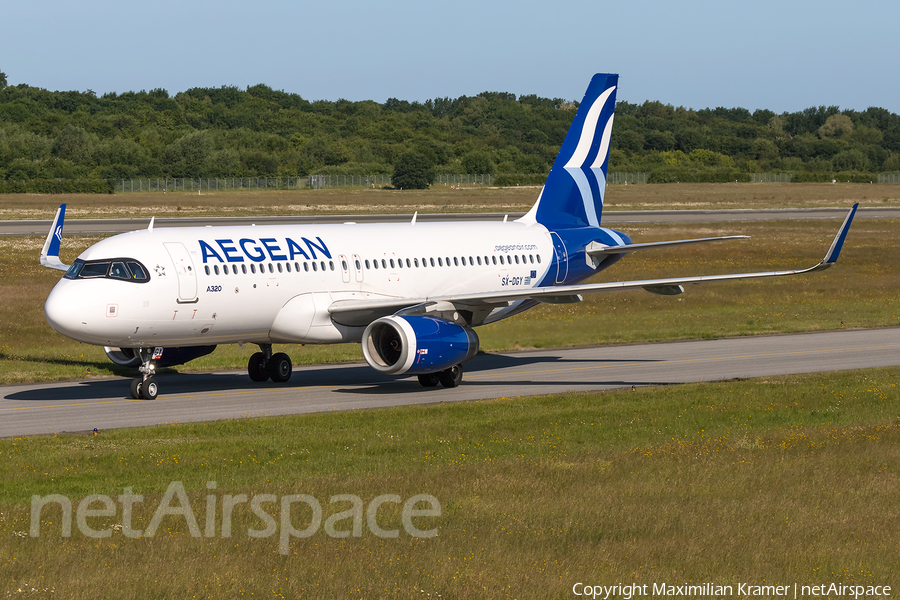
xmin=4 ymin=351 xmax=663 ymax=402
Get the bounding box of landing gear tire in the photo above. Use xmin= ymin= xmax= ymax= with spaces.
xmin=141 ymin=376 xmax=159 ymax=400
xmin=268 ymin=352 xmax=292 ymax=383
xmin=130 ymin=378 xmax=143 ymax=399
xmin=417 ymin=373 xmax=441 ymax=387
xmin=438 ymin=364 xmax=463 ymax=388
xmin=248 ymin=352 xmax=269 ymax=382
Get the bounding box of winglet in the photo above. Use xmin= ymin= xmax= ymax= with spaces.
xmin=821 ymin=203 xmax=858 ymax=265
xmin=40 ymin=204 xmax=70 ymax=271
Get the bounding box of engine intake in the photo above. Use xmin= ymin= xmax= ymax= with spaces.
xmin=362 ymin=316 xmax=479 ymax=375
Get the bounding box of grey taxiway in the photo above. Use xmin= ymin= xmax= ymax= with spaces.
xmin=2 ymin=207 xmax=899 ymax=236
xmin=2 ymin=328 xmax=899 ymax=438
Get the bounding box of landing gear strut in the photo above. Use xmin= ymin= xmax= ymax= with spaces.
xmin=247 ymin=344 xmax=293 ymax=383
xmin=418 ymin=364 xmax=463 ymax=388
xmin=130 ymin=347 xmax=160 ymax=400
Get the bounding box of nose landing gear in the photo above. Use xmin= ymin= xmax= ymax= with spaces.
xmin=130 ymin=347 xmax=161 ymax=400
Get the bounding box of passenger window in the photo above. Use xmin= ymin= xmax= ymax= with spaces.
xmin=277 ymin=263 xmax=283 ymax=273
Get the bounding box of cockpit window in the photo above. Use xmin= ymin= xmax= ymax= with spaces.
xmin=80 ymin=262 xmax=111 ymax=278
xmin=63 ymin=258 xmax=150 ymax=283
xmin=109 ymin=262 xmax=130 ymax=280
xmin=64 ymin=261 xmax=83 ymax=279
xmin=127 ymin=262 xmax=147 ymax=280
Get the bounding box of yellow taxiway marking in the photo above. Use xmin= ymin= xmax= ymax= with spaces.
xmin=2 ymin=342 xmax=898 ymax=412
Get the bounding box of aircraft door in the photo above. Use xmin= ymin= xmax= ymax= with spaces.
xmin=352 ymin=254 xmax=364 ymax=282
xmin=164 ymin=242 xmax=198 ymax=303
xmin=551 ymin=232 xmax=569 ymax=284
xmin=339 ymin=254 xmax=351 ymax=284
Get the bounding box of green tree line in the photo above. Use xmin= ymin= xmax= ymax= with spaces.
xmin=1 ymin=69 xmax=899 ymax=185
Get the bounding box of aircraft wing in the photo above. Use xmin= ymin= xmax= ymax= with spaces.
xmin=328 ymin=204 xmax=858 ymax=327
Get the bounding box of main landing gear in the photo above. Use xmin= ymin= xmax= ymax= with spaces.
xmin=417 ymin=364 xmax=464 ymax=388
xmin=247 ymin=344 xmax=293 ymax=383
xmin=130 ymin=348 xmax=160 ymax=400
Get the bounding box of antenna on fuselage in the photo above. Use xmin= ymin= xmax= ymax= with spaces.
xmin=148 ymin=217 xmax=155 ymax=232
xmin=411 ymin=211 xmax=418 ymax=225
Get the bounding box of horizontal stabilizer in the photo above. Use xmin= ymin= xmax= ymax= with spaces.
xmin=586 ymin=235 xmax=750 ymax=257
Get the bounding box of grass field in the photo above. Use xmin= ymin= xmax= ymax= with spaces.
xmin=1 ymin=213 xmax=898 ymax=385
xmin=1 ymin=185 xmax=898 ymax=597
xmin=1 ymin=368 xmax=898 ymax=598
xmin=1 ymin=181 xmax=898 ymax=220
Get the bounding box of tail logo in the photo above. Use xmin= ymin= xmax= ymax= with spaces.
xmin=562 ymin=86 xmax=616 ymax=228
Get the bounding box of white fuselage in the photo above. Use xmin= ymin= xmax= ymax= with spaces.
xmin=44 ymin=219 xmax=557 ymax=349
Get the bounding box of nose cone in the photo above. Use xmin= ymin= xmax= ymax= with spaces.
xmin=44 ymin=279 xmax=89 ymax=342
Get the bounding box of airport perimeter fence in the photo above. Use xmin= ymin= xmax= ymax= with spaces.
xmin=752 ymin=173 xmax=793 ymax=183
xmin=10 ymin=172 xmax=899 ymax=195
xmin=111 ymin=174 xmax=500 ymax=192
xmin=608 ymin=172 xmax=649 ymax=185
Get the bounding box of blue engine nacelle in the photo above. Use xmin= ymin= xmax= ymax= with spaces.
xmin=361 ymin=316 xmax=479 ymax=375
xmin=103 ymin=345 xmax=217 ymax=368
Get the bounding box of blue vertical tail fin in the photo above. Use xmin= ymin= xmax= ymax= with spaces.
xmin=520 ymin=73 xmax=618 ymax=229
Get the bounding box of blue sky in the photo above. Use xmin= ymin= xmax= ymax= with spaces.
xmin=3 ymin=0 xmax=897 ymax=113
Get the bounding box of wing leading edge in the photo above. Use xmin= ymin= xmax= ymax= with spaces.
xmin=328 ymin=204 xmax=859 ymax=327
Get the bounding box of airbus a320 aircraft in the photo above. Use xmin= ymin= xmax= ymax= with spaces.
xmin=40 ymin=74 xmax=858 ymax=400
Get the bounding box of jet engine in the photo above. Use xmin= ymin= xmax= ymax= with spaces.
xmin=104 ymin=345 xmax=217 ymax=368
xmin=362 ymin=316 xmax=479 ymax=376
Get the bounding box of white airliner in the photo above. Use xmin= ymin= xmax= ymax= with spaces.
xmin=40 ymin=74 xmax=858 ymax=399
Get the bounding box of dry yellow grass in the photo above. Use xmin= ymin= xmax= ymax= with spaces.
xmin=1 ymin=181 xmax=898 ymax=220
